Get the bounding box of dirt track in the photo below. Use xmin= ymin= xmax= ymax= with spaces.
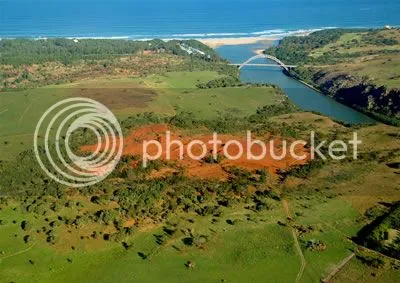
xmin=283 ymin=200 xmax=306 ymax=283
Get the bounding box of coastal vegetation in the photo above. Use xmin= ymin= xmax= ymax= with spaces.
xmin=1 ymin=106 xmax=399 ymax=282
xmin=356 ymin=202 xmax=400 ymax=260
xmin=0 ymin=38 xmax=221 ymax=66
xmin=0 ymin=71 xmax=283 ymax=160
xmin=264 ymin=28 xmax=400 ymax=125
xmin=0 ymin=37 xmax=399 ymax=282
xmin=0 ymin=38 xmax=237 ymax=90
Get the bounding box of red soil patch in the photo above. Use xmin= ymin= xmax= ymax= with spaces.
xmin=81 ymin=124 xmax=310 ymax=180
xmin=124 ymin=219 xmax=136 ymax=228
xmin=142 ymin=50 xmax=156 ymax=55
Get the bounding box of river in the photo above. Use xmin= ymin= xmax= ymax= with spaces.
xmin=216 ymin=43 xmax=376 ymax=124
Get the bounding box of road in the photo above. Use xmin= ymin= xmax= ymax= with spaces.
xmin=321 ymin=253 xmax=355 ymax=283
xmin=229 ymin=63 xmax=298 ymax=68
xmin=283 ymin=200 xmax=306 ymax=283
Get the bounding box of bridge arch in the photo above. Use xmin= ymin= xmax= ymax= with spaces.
xmin=238 ymin=54 xmax=290 ymax=72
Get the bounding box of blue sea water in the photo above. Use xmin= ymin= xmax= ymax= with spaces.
xmin=0 ymin=0 xmax=399 ymax=39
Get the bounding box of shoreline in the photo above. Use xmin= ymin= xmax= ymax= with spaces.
xmin=208 ymin=35 xmax=378 ymax=125
xmin=198 ymin=29 xmax=316 ymax=48
xmin=199 ymin=37 xmax=278 ymax=48
xmin=253 ymin=49 xmax=265 ymax=55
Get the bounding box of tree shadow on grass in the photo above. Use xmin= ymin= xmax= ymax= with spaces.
xmin=137 ymin=252 xmax=147 ymax=260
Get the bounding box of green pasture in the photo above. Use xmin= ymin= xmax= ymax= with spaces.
xmin=0 ymin=194 xmax=382 ymax=283
xmin=0 ymin=71 xmax=282 ymax=161
xmin=0 ymin=203 xmax=300 ymax=283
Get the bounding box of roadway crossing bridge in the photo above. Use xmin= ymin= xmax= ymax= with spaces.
xmin=230 ymin=54 xmax=297 ymax=71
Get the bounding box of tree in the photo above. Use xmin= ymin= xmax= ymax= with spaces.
xmin=21 ymin=220 xmax=31 ymax=231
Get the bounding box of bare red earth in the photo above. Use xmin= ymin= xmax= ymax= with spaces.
xmin=81 ymin=124 xmax=310 ymax=180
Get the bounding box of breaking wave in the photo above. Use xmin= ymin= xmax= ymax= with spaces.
xmin=1 ymin=27 xmax=341 ymax=41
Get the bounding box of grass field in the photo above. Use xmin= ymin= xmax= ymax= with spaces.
xmin=0 ymin=71 xmax=283 ymax=160
xmin=2 ymin=192 xmax=391 ymax=283
xmin=1 ymin=111 xmax=400 ymax=282
xmin=292 ymin=199 xmax=361 ymax=281
xmin=332 ymin=256 xmax=400 ymax=282
xmin=0 ymin=201 xmax=301 ymax=283
xmin=321 ymin=54 xmax=400 ymax=89
xmin=0 ymin=195 xmax=369 ymax=283
xmin=276 ymin=114 xmax=400 ymax=282
xmin=310 ymin=31 xmax=400 ymax=57
xmin=1 ymin=49 xmax=399 ymax=283
xmin=309 ymin=29 xmax=400 ymax=89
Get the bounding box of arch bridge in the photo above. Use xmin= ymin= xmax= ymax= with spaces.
xmin=231 ymin=54 xmax=297 ymax=71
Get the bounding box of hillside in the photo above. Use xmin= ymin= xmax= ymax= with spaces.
xmin=264 ymin=28 xmax=400 ymax=125
xmin=0 ymin=37 xmax=400 ymax=282
xmin=0 ymin=38 xmax=234 ymax=90
xmin=1 ymin=107 xmax=400 ymax=282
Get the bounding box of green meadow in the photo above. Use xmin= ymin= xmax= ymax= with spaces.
xmin=0 ymin=71 xmax=282 ymax=160
xmin=1 ymin=33 xmax=399 ymax=283
xmin=0 ymin=195 xmax=363 ymax=283
xmin=1 ymin=109 xmax=400 ymax=282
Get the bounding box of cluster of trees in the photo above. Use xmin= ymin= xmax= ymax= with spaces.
xmin=196 ymin=76 xmax=240 ymax=88
xmin=267 ymin=28 xmax=400 ymax=124
xmin=265 ymin=28 xmax=399 ymax=65
xmin=251 ymin=101 xmax=298 ymax=119
xmin=1 ymin=42 xmax=238 ymax=90
xmin=362 ymin=31 xmax=399 ymax=46
xmin=0 ymin=100 xmax=307 ymax=204
xmin=0 ymin=38 xmax=221 ymax=66
xmin=279 ymin=159 xmax=326 ymax=179
xmin=178 ymin=59 xmax=238 ymax=79
xmin=356 ymin=250 xmax=389 ymax=269
xmin=264 ymin=28 xmax=366 ymax=65
xmin=0 ymin=102 xmax=333 ymax=249
xmin=196 ymin=76 xmax=276 ymax=89
xmin=167 ymin=97 xmax=302 ymax=136
xmin=357 ymin=202 xmax=400 ymax=260
xmin=2 ymin=158 xmax=278 ymax=244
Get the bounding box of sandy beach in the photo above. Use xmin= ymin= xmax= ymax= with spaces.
xmin=199 ymin=37 xmax=278 ymax=48
xmin=199 ymin=29 xmax=319 ymax=48
xmin=253 ymin=49 xmax=265 ymax=55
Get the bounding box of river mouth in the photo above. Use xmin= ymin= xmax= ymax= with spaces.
xmin=216 ymin=43 xmax=376 ymax=125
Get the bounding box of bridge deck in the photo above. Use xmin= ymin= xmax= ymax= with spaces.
xmin=235 ymin=54 xmax=295 ymax=71
xmin=230 ymin=63 xmax=297 ymax=68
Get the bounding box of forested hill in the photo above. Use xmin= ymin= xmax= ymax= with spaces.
xmin=0 ymin=39 xmax=237 ymax=90
xmin=0 ymin=38 xmax=221 ymax=66
xmin=264 ymin=28 xmax=400 ymax=125
xmin=264 ymin=28 xmax=399 ymax=65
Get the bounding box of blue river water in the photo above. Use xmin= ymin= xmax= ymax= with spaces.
xmin=216 ymin=43 xmax=376 ymax=124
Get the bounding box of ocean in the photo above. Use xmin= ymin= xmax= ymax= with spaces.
xmin=0 ymin=0 xmax=399 ymax=39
